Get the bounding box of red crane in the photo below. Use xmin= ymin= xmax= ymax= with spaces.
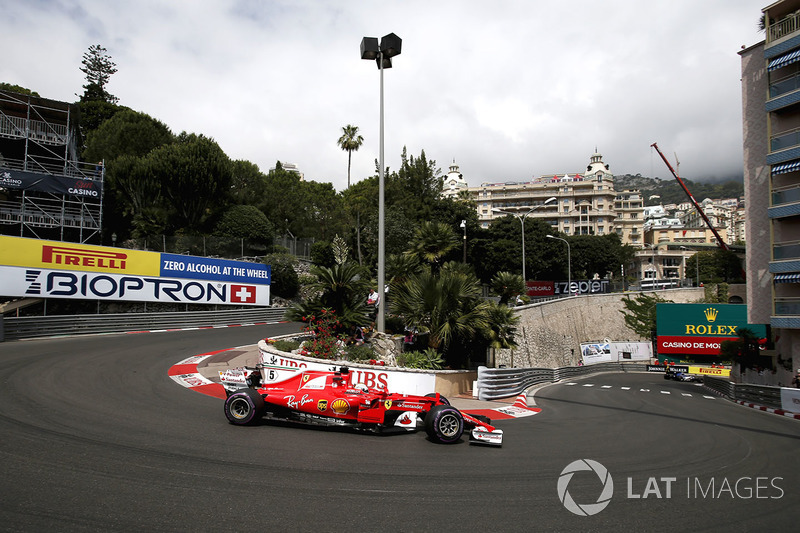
xmin=650 ymin=142 xmax=730 ymax=251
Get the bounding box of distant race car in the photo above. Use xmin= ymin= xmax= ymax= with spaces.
xmin=664 ymin=369 xmax=702 ymax=382
xmin=219 ymin=365 xmax=503 ymax=446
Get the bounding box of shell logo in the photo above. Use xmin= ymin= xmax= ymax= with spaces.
xmin=331 ymin=398 xmax=350 ymax=415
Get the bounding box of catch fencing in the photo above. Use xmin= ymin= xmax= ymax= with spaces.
xmin=1 ymin=307 xmax=288 ymax=341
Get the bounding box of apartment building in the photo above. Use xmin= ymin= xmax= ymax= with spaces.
xmin=740 ymin=0 xmax=800 ymax=375
xmin=467 ymin=151 xmax=644 ymax=244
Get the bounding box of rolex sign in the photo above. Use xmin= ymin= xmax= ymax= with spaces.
xmin=655 ymin=303 xmax=767 ymax=356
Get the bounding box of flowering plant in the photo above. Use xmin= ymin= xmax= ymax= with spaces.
xmin=300 ymin=308 xmax=346 ymax=360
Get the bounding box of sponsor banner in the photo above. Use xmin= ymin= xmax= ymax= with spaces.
xmin=526 ymin=281 xmax=554 ymax=297
xmin=657 ymin=303 xmax=762 ymax=337
xmin=553 ymin=279 xmax=610 ymax=295
xmin=780 ymin=388 xmax=800 ymax=413
xmin=0 ymin=235 xmax=159 ymax=276
xmin=581 ymin=341 xmax=652 ymax=365
xmin=0 ymin=168 xmax=103 ymax=198
xmin=647 ymin=365 xmax=690 ymax=373
xmin=160 ymin=253 xmax=270 ymax=285
xmin=658 ymin=336 xmax=729 ymax=355
xmin=688 ymin=366 xmax=731 ymax=377
xmin=259 ymin=349 xmax=436 ymax=396
xmin=647 ymin=365 xmax=666 ymax=372
xmin=0 ymin=265 xmax=269 ymax=306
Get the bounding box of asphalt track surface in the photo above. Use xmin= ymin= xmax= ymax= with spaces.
xmin=1 ymin=325 xmax=799 ymax=532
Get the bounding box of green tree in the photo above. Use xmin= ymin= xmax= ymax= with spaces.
xmin=337 ymin=124 xmax=364 ymax=188
xmin=491 ymin=271 xmax=525 ymax=305
xmin=80 ymin=44 xmax=118 ymax=103
xmin=341 ymin=177 xmax=376 ymax=265
xmin=390 ymin=265 xmax=490 ymax=365
xmin=286 ymin=263 xmax=372 ymax=330
xmin=620 ymin=293 xmax=671 ymax=340
xmin=214 ymin=205 xmax=275 ymax=242
xmin=82 ymin=109 xmax=173 ymax=162
xmin=264 ymin=252 xmax=299 ymax=299
xmin=0 ymin=83 xmax=39 ymax=96
xmin=146 ymin=133 xmax=233 ymax=231
xmin=720 ymin=327 xmax=767 ymax=371
xmin=480 ymin=301 xmax=520 ymax=350
xmin=407 ymin=221 xmax=458 ymax=269
xmin=106 ymin=154 xmax=167 ymax=238
xmin=230 ymin=160 xmax=266 ymax=205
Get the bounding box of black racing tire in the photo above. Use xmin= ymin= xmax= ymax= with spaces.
xmin=424 ymin=405 xmax=464 ymax=444
xmin=224 ymin=388 xmax=265 ymax=425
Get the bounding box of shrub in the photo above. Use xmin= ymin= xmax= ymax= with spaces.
xmin=272 ymin=339 xmax=300 ymax=353
xmin=344 ymin=343 xmax=375 ymax=362
xmin=397 ymin=349 xmax=444 ymax=370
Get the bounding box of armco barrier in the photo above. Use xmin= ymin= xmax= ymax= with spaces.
xmin=702 ymin=376 xmax=736 ymax=400
xmin=477 ymin=363 xmax=648 ymax=400
xmin=1 ymin=307 xmax=288 ymax=341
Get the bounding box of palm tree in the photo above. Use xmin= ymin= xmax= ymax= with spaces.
xmin=286 ymin=262 xmax=372 ymax=330
xmin=390 ymin=266 xmax=489 ymax=355
xmin=490 ymin=271 xmax=525 ymax=305
xmin=337 ymin=124 xmax=364 ymax=188
xmin=407 ymin=221 xmax=458 ymax=269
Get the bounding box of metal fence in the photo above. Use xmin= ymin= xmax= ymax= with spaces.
xmin=702 ymin=377 xmax=784 ymax=410
xmin=476 ymin=362 xmax=648 ymax=400
xmin=1 ymin=307 xmax=289 ymax=341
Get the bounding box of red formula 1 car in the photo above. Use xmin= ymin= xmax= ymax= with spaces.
xmin=220 ymin=365 xmax=503 ymax=446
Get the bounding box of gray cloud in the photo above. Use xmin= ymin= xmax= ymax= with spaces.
xmin=1 ymin=0 xmax=763 ymax=189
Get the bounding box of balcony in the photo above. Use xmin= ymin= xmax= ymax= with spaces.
xmin=773 ymin=240 xmax=800 ymax=260
xmin=767 ymin=72 xmax=800 ymax=112
xmin=768 ymin=127 xmax=800 ymax=165
xmin=772 ymin=297 xmax=800 ymax=329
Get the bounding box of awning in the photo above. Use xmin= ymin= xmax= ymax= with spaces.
xmin=772 ymin=159 xmax=800 ymax=175
xmin=768 ymin=49 xmax=800 ymax=71
xmin=774 ymin=272 xmax=800 ymax=283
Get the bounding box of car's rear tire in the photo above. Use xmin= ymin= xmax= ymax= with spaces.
xmin=425 ymin=405 xmax=464 ymax=444
xmin=224 ymin=388 xmax=265 ymax=425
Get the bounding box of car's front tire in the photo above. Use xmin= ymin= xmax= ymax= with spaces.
xmin=224 ymin=388 xmax=265 ymax=425
xmin=424 ymin=405 xmax=464 ymax=444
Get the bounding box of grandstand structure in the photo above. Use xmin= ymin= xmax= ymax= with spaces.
xmin=0 ymin=89 xmax=103 ymax=243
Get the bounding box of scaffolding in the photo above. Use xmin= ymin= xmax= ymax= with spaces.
xmin=0 ymin=89 xmax=103 ymax=243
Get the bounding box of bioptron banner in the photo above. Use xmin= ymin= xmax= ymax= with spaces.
xmin=0 ymin=236 xmax=270 ymax=306
xmin=656 ymin=303 xmax=767 ymax=357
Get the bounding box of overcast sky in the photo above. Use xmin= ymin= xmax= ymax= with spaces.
xmin=2 ymin=0 xmax=765 ymax=190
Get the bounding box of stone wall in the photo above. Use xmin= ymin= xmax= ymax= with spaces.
xmin=496 ymin=288 xmax=705 ymax=368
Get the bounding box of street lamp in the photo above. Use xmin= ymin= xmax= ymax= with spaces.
xmin=361 ymin=33 xmax=402 ymax=333
xmin=546 ymin=234 xmax=571 ymax=297
xmin=492 ymin=196 xmax=556 ymax=282
xmin=460 ymin=219 xmax=467 ymax=264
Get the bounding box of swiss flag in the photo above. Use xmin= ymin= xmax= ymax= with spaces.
xmin=231 ymin=284 xmax=256 ymax=304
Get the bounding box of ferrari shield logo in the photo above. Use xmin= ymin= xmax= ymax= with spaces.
xmin=317 ymin=399 xmax=328 ymax=412
xmin=384 ymin=400 xmax=392 ymax=410
xmin=302 ymin=375 xmax=309 ymax=383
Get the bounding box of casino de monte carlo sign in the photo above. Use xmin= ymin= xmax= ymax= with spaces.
xmin=656 ymin=303 xmax=767 ymax=356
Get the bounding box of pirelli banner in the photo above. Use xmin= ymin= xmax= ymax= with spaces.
xmin=0 ymin=236 xmax=270 ymax=306
xmin=656 ymin=303 xmax=767 ymax=356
